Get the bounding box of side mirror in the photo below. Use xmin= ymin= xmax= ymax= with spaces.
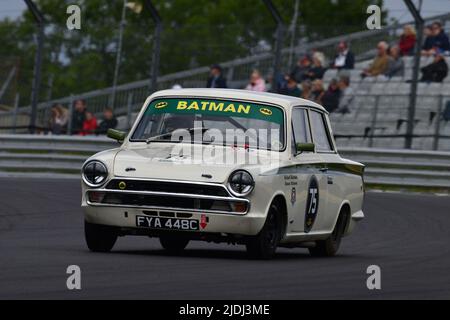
xmin=296 ymin=142 xmax=315 ymax=154
xmin=107 ymin=129 xmax=127 ymax=143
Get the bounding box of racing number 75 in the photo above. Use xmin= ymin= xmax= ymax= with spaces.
xmin=308 ymin=187 xmax=318 ymax=214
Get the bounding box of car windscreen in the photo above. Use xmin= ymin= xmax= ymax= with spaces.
xmin=130 ymin=98 xmax=285 ymax=151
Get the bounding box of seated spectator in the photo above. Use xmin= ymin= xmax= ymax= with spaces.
xmin=49 ymin=103 xmax=68 ymax=135
xmin=206 ymin=64 xmax=227 ymax=88
xmin=420 ymin=49 xmax=448 ymax=82
xmin=399 ymin=25 xmax=416 ymax=56
xmin=97 ymin=107 xmax=118 ymax=134
xmin=80 ymin=112 xmax=97 ymax=136
xmin=361 ymin=41 xmax=389 ymax=78
xmin=278 ymin=75 xmax=301 ymax=97
xmin=311 ymin=79 xmax=325 ymax=104
xmin=304 ymin=51 xmax=326 ymax=80
xmin=422 ymin=21 xmax=450 ymax=56
xmin=321 ymin=79 xmax=340 ymax=113
xmin=245 ymin=70 xmax=266 ymax=92
xmin=290 ymin=55 xmax=312 ymax=83
xmin=336 ymin=76 xmax=353 ymax=114
xmin=385 ymin=45 xmax=404 ymax=78
xmin=300 ymin=80 xmax=313 ymax=100
xmin=421 ymin=25 xmax=433 ymax=54
xmin=71 ymin=99 xmax=86 ymax=135
xmin=332 ymin=41 xmax=354 ymax=70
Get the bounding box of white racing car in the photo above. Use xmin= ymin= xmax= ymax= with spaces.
xmin=81 ymin=89 xmax=364 ymax=259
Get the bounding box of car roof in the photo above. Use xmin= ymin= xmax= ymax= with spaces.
xmin=149 ymin=88 xmax=327 ymax=113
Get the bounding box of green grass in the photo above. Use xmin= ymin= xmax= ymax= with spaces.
xmin=1 ymin=149 xmax=94 ymax=156
xmin=366 ymin=183 xmax=450 ymax=194
xmin=0 ymin=167 xmax=79 ymax=174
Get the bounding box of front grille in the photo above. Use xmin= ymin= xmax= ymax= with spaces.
xmin=106 ymin=179 xmax=229 ymax=197
xmin=101 ymin=192 xmax=227 ymax=210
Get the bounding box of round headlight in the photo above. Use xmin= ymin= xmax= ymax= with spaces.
xmin=227 ymin=170 xmax=254 ymax=197
xmin=82 ymin=160 xmax=108 ymax=187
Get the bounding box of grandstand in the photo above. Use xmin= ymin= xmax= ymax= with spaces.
xmin=1 ymin=12 xmax=450 ymax=151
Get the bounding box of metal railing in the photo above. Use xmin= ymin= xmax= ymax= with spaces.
xmin=0 ymin=134 xmax=449 ymax=189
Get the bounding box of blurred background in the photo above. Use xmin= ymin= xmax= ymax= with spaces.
xmin=0 ymin=0 xmax=450 ymax=188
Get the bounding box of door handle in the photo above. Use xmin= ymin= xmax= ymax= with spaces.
xmin=319 ymin=167 xmax=328 ymax=172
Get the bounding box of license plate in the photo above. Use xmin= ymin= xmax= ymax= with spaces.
xmin=136 ymin=215 xmax=199 ymax=231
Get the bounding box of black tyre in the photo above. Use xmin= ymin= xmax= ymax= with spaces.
xmin=308 ymin=211 xmax=347 ymax=257
xmin=246 ymin=203 xmax=283 ymax=259
xmin=159 ymin=235 xmax=189 ymax=253
xmin=84 ymin=221 xmax=118 ymax=252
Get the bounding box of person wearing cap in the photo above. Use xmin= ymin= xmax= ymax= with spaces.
xmin=422 ymin=21 xmax=450 ymax=56
xmin=420 ymin=49 xmax=448 ymax=82
xmin=206 ymin=64 xmax=227 ymax=88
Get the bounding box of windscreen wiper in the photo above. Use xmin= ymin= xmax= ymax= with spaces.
xmin=146 ymin=127 xmax=210 ymax=144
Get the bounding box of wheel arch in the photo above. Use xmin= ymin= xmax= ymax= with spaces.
xmin=268 ymin=193 xmax=288 ymax=239
xmin=333 ymin=200 xmax=351 ymax=236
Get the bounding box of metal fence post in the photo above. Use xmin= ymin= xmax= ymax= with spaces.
xmin=144 ymin=1 xmax=162 ymax=94
xmin=432 ymin=95 xmax=443 ymax=151
xmin=126 ymin=92 xmax=133 ymax=130
xmin=368 ymin=95 xmax=380 ymax=148
xmin=262 ymin=0 xmax=285 ymax=93
xmin=67 ymin=95 xmax=74 ymax=135
xmin=24 ymin=0 xmax=45 ymax=134
xmin=12 ymin=93 xmax=20 ymax=134
xmin=403 ymin=0 xmax=424 ymax=149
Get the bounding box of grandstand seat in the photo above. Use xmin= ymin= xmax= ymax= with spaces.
xmin=323 ymin=69 xmax=338 ymax=82
xmin=370 ymin=82 xmax=387 ymax=94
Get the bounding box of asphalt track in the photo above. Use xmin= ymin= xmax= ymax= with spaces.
xmin=0 ymin=177 xmax=449 ymax=299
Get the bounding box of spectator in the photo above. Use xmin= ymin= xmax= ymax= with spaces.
xmin=420 ymin=49 xmax=448 ymax=82
xmin=422 ymin=25 xmax=434 ymax=53
xmin=97 ymin=107 xmax=118 ymax=134
xmin=206 ymin=64 xmax=227 ymax=88
xmin=245 ymin=70 xmax=266 ymax=92
xmin=361 ymin=41 xmax=389 ymax=78
xmin=422 ymin=21 xmax=450 ymax=56
xmin=399 ymin=25 xmax=416 ymax=56
xmin=290 ymin=55 xmax=312 ymax=83
xmin=311 ymin=79 xmax=325 ymax=104
xmin=48 ymin=103 xmax=68 ymax=135
xmin=278 ymin=75 xmax=301 ymax=97
xmin=332 ymin=41 xmax=355 ymax=70
xmin=71 ymin=99 xmax=86 ymax=135
xmin=321 ymin=79 xmax=341 ymax=113
xmin=300 ymin=80 xmax=313 ymax=100
xmin=385 ymin=45 xmax=405 ymax=78
xmin=305 ymin=51 xmax=326 ymax=80
xmin=80 ymin=111 xmax=97 ymax=136
xmin=336 ymin=75 xmax=353 ymax=114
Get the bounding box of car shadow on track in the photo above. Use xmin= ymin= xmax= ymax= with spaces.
xmin=109 ymin=248 xmax=360 ymax=261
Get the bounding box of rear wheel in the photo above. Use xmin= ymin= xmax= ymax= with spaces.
xmin=159 ymin=235 xmax=189 ymax=253
xmin=246 ymin=203 xmax=282 ymax=259
xmin=309 ymin=211 xmax=347 ymax=257
xmin=84 ymin=221 xmax=118 ymax=252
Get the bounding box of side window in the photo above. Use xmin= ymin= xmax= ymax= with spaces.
xmin=310 ymin=110 xmax=333 ymax=152
xmin=292 ymin=108 xmax=311 ymax=144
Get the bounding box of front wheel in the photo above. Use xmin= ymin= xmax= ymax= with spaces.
xmin=159 ymin=235 xmax=189 ymax=253
xmin=246 ymin=203 xmax=282 ymax=259
xmin=84 ymin=221 xmax=118 ymax=252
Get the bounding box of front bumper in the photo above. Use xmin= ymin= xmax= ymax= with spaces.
xmin=82 ymin=205 xmax=266 ymax=236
